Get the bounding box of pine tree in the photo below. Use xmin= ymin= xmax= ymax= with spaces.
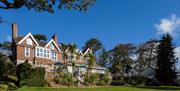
xmin=155 ymin=33 xmax=177 ymax=85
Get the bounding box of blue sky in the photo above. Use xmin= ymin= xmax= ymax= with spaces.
xmin=0 ymin=0 xmax=180 ymax=50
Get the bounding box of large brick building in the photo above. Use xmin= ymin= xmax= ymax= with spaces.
xmin=11 ymin=23 xmax=107 ymax=73
xmin=11 ymin=23 xmax=63 ymax=71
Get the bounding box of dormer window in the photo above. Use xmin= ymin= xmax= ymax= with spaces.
xmin=26 ymin=38 xmax=32 ymax=45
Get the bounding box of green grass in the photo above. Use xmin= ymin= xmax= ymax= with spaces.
xmin=16 ymin=86 xmax=180 ymax=91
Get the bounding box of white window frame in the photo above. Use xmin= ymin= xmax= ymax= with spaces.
xmin=35 ymin=47 xmax=51 ymax=59
xmin=25 ymin=47 xmax=30 ymax=57
xmin=51 ymin=51 xmax=57 ymax=61
xmin=36 ymin=47 xmax=40 ymax=57
xmin=26 ymin=38 xmax=33 ymax=45
xmin=47 ymin=50 xmax=50 ymax=58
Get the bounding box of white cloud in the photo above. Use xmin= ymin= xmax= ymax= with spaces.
xmin=155 ymin=14 xmax=180 ymax=37
xmin=6 ymin=35 xmax=11 ymax=42
xmin=175 ymin=46 xmax=180 ymax=71
xmin=175 ymin=46 xmax=180 ymax=60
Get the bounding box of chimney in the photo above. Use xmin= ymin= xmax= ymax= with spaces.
xmin=52 ymin=33 xmax=58 ymax=44
xmin=12 ymin=23 xmax=18 ymax=40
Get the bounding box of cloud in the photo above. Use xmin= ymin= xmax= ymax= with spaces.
xmin=155 ymin=14 xmax=180 ymax=37
xmin=175 ymin=46 xmax=180 ymax=60
xmin=175 ymin=46 xmax=180 ymax=71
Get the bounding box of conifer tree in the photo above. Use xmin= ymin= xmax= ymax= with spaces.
xmin=155 ymin=33 xmax=177 ymax=85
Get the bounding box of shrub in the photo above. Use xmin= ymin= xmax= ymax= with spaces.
xmin=128 ymin=76 xmax=146 ymax=86
xmin=97 ymin=73 xmax=112 ymax=86
xmin=7 ymin=82 xmax=18 ymax=90
xmin=53 ymin=72 xmax=77 ymax=87
xmin=16 ymin=62 xmax=48 ymax=87
xmin=111 ymin=75 xmax=126 ymax=86
xmin=84 ymin=73 xmax=99 ymax=86
xmin=0 ymin=54 xmax=16 ymax=79
xmin=0 ymin=54 xmax=17 ymax=90
xmin=0 ymin=84 xmax=8 ymax=90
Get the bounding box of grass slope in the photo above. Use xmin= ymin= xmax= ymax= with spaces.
xmin=16 ymin=86 xmax=180 ymax=91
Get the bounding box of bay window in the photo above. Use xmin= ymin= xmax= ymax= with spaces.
xmin=36 ymin=47 xmax=50 ymax=59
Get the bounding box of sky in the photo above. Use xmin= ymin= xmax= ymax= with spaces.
xmin=0 ymin=0 xmax=180 ymax=57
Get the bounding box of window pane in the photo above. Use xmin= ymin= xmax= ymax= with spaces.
xmin=37 ymin=53 xmax=39 ymax=56
xmin=40 ymin=48 xmax=43 ymax=52
xmin=25 ymin=47 xmax=30 ymax=57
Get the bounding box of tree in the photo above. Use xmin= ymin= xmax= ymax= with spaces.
xmin=0 ymin=0 xmax=96 ymax=13
xmin=0 ymin=41 xmax=11 ymax=50
xmin=0 ymin=53 xmax=17 ymax=89
xmin=98 ymin=47 xmax=110 ymax=67
xmin=155 ymin=33 xmax=177 ymax=85
xmin=0 ymin=53 xmax=16 ymax=80
xmin=87 ymin=53 xmax=96 ymax=71
xmin=82 ymin=38 xmax=102 ymax=54
xmin=33 ymin=34 xmax=47 ymax=42
xmin=135 ymin=39 xmax=159 ymax=76
xmin=68 ymin=43 xmax=77 ymax=76
xmin=60 ymin=43 xmax=69 ymax=63
xmin=16 ymin=60 xmax=47 ymax=87
xmin=110 ymin=44 xmax=136 ymax=84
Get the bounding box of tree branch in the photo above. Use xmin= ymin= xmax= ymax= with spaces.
xmin=0 ymin=0 xmax=24 ymax=9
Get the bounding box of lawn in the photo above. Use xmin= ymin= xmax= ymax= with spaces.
xmin=16 ymin=86 xmax=180 ymax=91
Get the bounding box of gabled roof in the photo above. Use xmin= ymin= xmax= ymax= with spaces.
xmin=64 ymin=47 xmax=91 ymax=56
xmin=65 ymin=47 xmax=70 ymax=53
xmin=83 ymin=48 xmax=92 ymax=55
xmin=17 ymin=33 xmax=39 ymax=46
xmin=75 ymin=49 xmax=83 ymax=55
xmin=64 ymin=46 xmax=83 ymax=55
xmin=45 ymin=39 xmax=62 ymax=53
xmin=79 ymin=50 xmax=83 ymax=55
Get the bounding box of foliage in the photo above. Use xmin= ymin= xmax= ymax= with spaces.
xmin=67 ymin=43 xmax=78 ymax=76
xmin=0 ymin=0 xmax=96 ymax=13
xmin=33 ymin=34 xmax=47 ymax=42
xmin=0 ymin=41 xmax=11 ymax=50
xmin=15 ymin=86 xmax=180 ymax=91
xmin=60 ymin=43 xmax=69 ymax=52
xmin=53 ymin=72 xmax=77 ymax=87
xmin=0 ymin=54 xmax=17 ymax=82
xmin=110 ymin=44 xmax=136 ymax=85
xmin=126 ymin=76 xmax=146 ymax=86
xmin=0 ymin=54 xmax=17 ymax=90
xmin=135 ymin=39 xmax=158 ymax=76
xmin=98 ymin=47 xmax=110 ymax=67
xmin=16 ymin=61 xmax=48 ymax=87
xmin=97 ymin=73 xmax=112 ymax=86
xmin=155 ymin=33 xmax=178 ymax=85
xmin=82 ymin=38 xmax=102 ymax=54
xmin=0 ymin=84 xmax=8 ymax=90
xmin=83 ymin=73 xmax=99 ymax=86
xmin=87 ymin=53 xmax=96 ymax=70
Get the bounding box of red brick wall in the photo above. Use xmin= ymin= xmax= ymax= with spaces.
xmin=16 ymin=37 xmax=63 ymax=65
